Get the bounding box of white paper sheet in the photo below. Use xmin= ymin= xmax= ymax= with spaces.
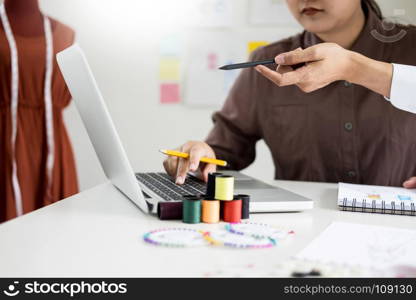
xmin=184 ymin=31 xmax=244 ymax=107
xmin=189 ymin=0 xmax=232 ymax=28
xmin=248 ymin=0 xmax=298 ymax=26
xmin=296 ymin=222 xmax=416 ymax=270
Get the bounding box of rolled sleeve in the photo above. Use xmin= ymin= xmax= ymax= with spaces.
xmin=386 ymin=64 xmax=416 ymax=113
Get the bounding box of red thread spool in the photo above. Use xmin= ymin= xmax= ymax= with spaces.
xmin=223 ymin=199 xmax=242 ymax=223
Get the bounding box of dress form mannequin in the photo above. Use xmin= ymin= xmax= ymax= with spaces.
xmin=0 ymin=0 xmax=79 ymax=222
xmin=4 ymin=0 xmax=49 ymax=37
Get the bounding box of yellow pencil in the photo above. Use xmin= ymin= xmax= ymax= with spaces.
xmin=159 ymin=149 xmax=227 ymax=167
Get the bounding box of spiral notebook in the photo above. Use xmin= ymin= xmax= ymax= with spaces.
xmin=338 ymin=183 xmax=416 ymax=215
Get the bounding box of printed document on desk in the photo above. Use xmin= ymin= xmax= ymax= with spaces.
xmin=296 ymin=222 xmax=416 ymax=272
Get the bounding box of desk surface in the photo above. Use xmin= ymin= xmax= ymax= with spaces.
xmin=1 ymin=178 xmax=415 ymax=277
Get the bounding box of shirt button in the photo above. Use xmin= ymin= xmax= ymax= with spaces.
xmin=344 ymin=81 xmax=352 ymax=87
xmin=344 ymin=122 xmax=353 ymax=131
xmin=347 ymin=171 xmax=356 ymax=178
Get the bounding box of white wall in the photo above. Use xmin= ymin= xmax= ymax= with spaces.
xmin=37 ymin=0 xmax=416 ymax=191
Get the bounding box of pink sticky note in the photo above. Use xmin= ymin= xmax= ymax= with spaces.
xmin=207 ymin=52 xmax=218 ymax=70
xmin=160 ymin=83 xmax=180 ymax=104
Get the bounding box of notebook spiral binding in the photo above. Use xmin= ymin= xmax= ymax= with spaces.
xmin=340 ymin=198 xmax=416 ymax=216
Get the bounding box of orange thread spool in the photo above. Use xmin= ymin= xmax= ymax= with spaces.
xmin=202 ymin=199 xmax=220 ymax=224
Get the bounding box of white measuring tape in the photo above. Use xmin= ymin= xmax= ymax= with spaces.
xmin=0 ymin=3 xmax=55 ymax=216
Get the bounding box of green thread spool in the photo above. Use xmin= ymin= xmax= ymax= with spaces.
xmin=182 ymin=196 xmax=201 ymax=224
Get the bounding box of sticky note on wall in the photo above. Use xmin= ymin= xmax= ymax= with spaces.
xmin=160 ymin=34 xmax=183 ymax=56
xmin=159 ymin=58 xmax=180 ymax=81
xmin=247 ymin=41 xmax=269 ymax=54
xmin=207 ymin=52 xmax=218 ymax=70
xmin=160 ymin=83 xmax=181 ymax=104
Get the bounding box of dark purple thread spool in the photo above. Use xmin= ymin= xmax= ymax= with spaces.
xmin=157 ymin=201 xmax=183 ymax=220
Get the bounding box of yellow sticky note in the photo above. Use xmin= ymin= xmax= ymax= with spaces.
xmin=248 ymin=41 xmax=269 ymax=54
xmin=159 ymin=58 xmax=180 ymax=81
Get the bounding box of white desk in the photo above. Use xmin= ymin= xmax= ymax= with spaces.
xmin=1 ymin=179 xmax=415 ymax=277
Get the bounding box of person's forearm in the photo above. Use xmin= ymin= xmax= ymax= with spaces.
xmin=347 ymin=51 xmax=393 ymax=98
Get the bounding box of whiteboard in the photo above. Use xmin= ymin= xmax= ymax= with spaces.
xmin=183 ymin=31 xmax=244 ymax=107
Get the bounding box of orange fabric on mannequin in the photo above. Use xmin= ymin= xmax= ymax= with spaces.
xmin=0 ymin=18 xmax=78 ymax=222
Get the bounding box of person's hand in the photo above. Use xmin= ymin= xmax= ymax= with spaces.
xmin=255 ymin=43 xmax=352 ymax=93
xmin=403 ymin=177 xmax=416 ymax=189
xmin=163 ymin=141 xmax=217 ymax=185
xmin=255 ymin=42 xmax=393 ymax=97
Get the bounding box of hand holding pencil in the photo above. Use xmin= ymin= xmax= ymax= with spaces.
xmin=161 ymin=141 xmax=221 ymax=185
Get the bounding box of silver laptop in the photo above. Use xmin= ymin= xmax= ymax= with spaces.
xmin=56 ymin=44 xmax=313 ymax=214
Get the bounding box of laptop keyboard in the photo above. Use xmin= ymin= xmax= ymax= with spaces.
xmin=135 ymin=172 xmax=206 ymax=201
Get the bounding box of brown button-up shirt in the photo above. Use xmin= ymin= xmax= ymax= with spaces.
xmin=206 ymin=9 xmax=416 ymax=186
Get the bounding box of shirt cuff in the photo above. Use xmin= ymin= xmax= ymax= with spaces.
xmin=387 ymin=63 xmax=416 ymax=114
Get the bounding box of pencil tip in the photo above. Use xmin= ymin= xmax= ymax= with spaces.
xmin=219 ymin=66 xmax=227 ymax=70
xmin=159 ymin=149 xmax=166 ymax=154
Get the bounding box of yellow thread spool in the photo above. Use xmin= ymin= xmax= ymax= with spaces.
xmin=202 ymin=200 xmax=220 ymax=224
xmin=215 ymin=175 xmax=234 ymax=201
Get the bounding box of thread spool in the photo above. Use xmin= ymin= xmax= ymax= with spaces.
xmin=157 ymin=201 xmax=183 ymax=220
xmin=235 ymin=194 xmax=250 ymax=219
xmin=201 ymin=199 xmax=220 ymax=224
xmin=220 ymin=201 xmax=224 ymax=220
xmin=215 ymin=175 xmax=234 ymax=201
xmin=223 ymin=199 xmax=242 ymax=223
xmin=182 ymin=195 xmax=201 ymax=224
xmin=206 ymin=172 xmax=223 ymax=198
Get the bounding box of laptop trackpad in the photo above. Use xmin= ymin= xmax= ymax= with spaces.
xmin=235 ymin=189 xmax=280 ymax=202
xmin=235 ymin=180 xmax=275 ymax=190
xmin=235 ymin=188 xmax=308 ymax=203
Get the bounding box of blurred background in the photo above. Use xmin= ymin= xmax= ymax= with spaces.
xmin=34 ymin=0 xmax=416 ymax=191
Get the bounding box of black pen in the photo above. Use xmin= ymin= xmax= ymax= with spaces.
xmin=219 ymin=59 xmax=276 ymax=70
